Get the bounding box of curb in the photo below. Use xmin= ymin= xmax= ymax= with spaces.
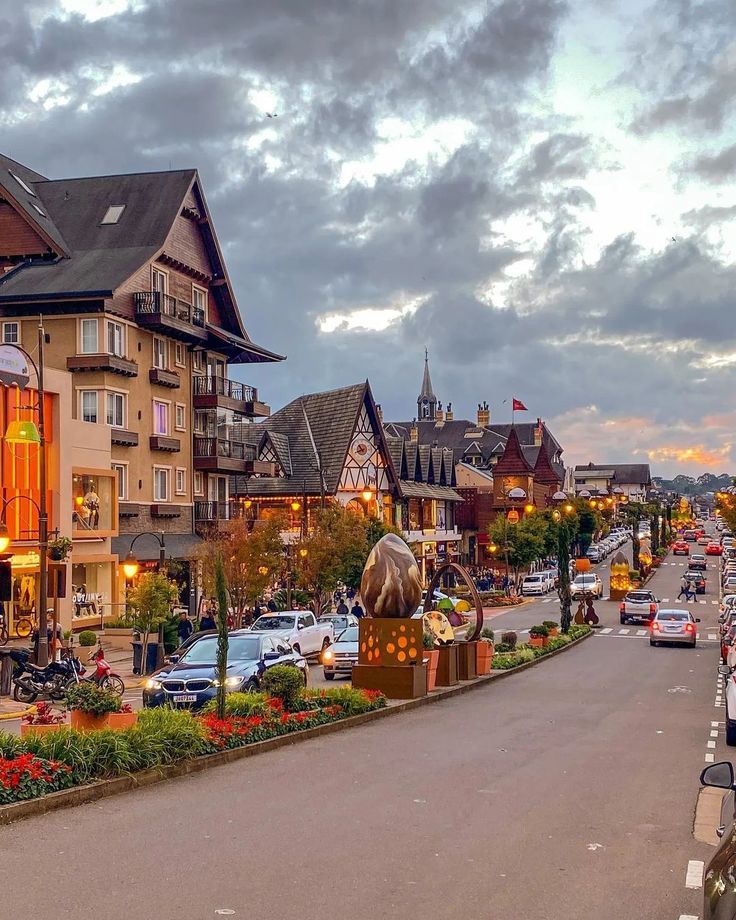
xmin=0 ymin=630 xmax=593 ymax=826
xmin=0 ymin=706 xmax=36 ymax=722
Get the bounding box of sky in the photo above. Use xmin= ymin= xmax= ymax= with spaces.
xmin=2 ymin=0 xmax=736 ymax=478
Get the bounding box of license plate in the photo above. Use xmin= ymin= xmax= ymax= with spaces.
xmin=173 ymin=694 xmax=197 ymax=703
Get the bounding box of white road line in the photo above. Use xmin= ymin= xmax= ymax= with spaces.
xmin=619 ymin=628 xmax=630 ymax=634
xmin=707 ymin=740 xmax=716 ymax=748
xmin=712 ymin=721 xmax=721 ymax=727
xmin=636 ymin=629 xmax=647 ymax=636
xmin=697 ymin=633 xmax=701 ymax=639
xmin=678 ymin=915 xmax=698 ymax=920
xmin=686 ymin=859 xmax=705 ymax=889
xmin=601 ymin=627 xmax=612 ymax=634
xmin=661 ymin=597 xmax=670 ymax=602
xmin=711 ymin=730 xmax=719 ymax=737
xmin=705 ymin=753 xmax=716 ymax=762
xmin=709 ymin=633 xmax=718 ymax=640
xmin=700 ymin=600 xmax=707 ymax=605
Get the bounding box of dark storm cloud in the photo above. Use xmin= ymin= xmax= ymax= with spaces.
xmin=687 ymin=143 xmax=736 ymax=183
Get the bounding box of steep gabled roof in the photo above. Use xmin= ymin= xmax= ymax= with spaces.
xmin=0 ymin=153 xmax=69 ymax=256
xmin=533 ymin=440 xmax=562 ymax=485
xmin=493 ymin=426 xmax=533 ymax=475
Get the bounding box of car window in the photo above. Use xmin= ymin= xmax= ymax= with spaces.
xmin=252 ymin=615 xmax=296 ymax=630
xmin=298 ymin=614 xmax=314 ymax=628
xmin=627 ymin=593 xmax=652 ymax=602
xmin=658 ymin=612 xmax=689 ymax=621
xmin=337 ymin=627 xmax=359 ymax=642
xmin=180 ymin=636 xmax=262 ymax=664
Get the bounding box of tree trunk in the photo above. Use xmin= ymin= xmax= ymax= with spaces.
xmin=215 ymin=554 xmax=229 ymax=721
xmin=557 ymin=527 xmax=572 ymax=633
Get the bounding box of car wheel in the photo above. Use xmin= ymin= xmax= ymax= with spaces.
xmin=324 ymin=671 xmax=335 ymax=681
xmin=245 ymin=679 xmax=259 ymax=692
xmin=650 ymin=640 xmax=658 ymax=647
xmin=620 ymin=616 xmax=627 ymax=625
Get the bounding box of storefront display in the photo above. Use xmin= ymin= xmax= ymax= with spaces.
xmin=71 ymin=560 xmax=115 ymax=622
xmin=72 ymin=470 xmax=116 ymax=535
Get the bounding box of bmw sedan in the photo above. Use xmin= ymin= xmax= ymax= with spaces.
xmin=649 ymin=609 xmax=700 ymax=648
xmin=143 ymin=632 xmax=308 ymax=709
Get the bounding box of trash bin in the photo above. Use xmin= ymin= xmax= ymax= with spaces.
xmin=131 ymin=641 xmax=160 ymax=675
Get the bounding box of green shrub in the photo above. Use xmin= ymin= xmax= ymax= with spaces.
xmin=492 ymin=648 xmax=535 ymax=669
xmin=542 ymin=620 xmax=558 ymax=630
xmin=65 ymin=682 xmax=121 ymax=716
xmin=304 ymin=687 xmax=386 ymax=715
xmin=104 ymin=619 xmax=134 ymax=630
xmin=529 ymin=624 xmax=549 ymax=638
xmin=262 ymin=665 xmax=305 ymax=711
xmin=501 ymin=630 xmax=518 ymax=650
xmin=480 ymin=627 xmax=495 ymax=642
xmin=77 ymin=630 xmax=98 ymax=647
xmin=568 ymin=624 xmax=592 ymax=639
xmin=201 ymin=692 xmax=268 ymax=718
xmin=422 ymin=632 xmax=435 ymax=650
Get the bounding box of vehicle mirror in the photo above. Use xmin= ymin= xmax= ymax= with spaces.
xmin=718 ymin=664 xmax=730 ymax=676
xmin=701 ymin=761 xmax=735 ymax=790
xmin=168 ymin=654 xmax=180 ymax=664
xmin=297 ymin=623 xmax=305 ymax=630
xmin=263 ymin=651 xmax=280 ymax=661
xmin=696 ymin=618 xmax=701 ymax=623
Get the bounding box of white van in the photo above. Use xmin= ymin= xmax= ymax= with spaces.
xmin=521 ymin=574 xmax=547 ymax=596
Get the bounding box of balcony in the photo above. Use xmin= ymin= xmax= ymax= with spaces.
xmin=67 ymin=354 xmax=138 ymax=377
xmin=192 ymin=375 xmax=270 ymax=417
xmin=149 ymin=435 xmax=181 ymax=452
xmin=110 ymin=428 xmax=139 ymax=447
xmin=134 ymin=291 xmax=208 ymax=343
xmin=193 ymin=437 xmax=275 ymax=474
xmin=149 ymin=367 xmax=180 ymax=388
xmin=194 ymin=500 xmax=251 ymax=524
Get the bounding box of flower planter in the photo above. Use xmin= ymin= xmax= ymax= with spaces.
xmin=102 ymin=627 xmax=135 ymax=651
xmin=476 ymin=641 xmax=493 ymax=675
xmin=457 ymin=641 xmax=478 ymax=680
xmin=548 ymin=628 xmax=559 ymax=638
xmin=423 ymin=650 xmax=439 ymax=691
xmin=70 ymin=710 xmax=111 ymax=731
xmin=435 ymin=644 xmax=459 ymax=686
xmin=20 ymin=721 xmax=68 ymax=737
xmin=107 ymin=711 xmax=138 ymax=730
xmin=529 ymin=636 xmax=548 ymax=649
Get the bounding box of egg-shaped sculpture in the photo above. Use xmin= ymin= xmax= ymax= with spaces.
xmin=360 ymin=533 xmax=422 ymax=618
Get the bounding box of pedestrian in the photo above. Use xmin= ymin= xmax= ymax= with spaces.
xmin=677 ymin=575 xmax=690 ymax=601
xmin=351 ymin=600 xmax=364 ymax=619
xmin=177 ymin=611 xmax=193 ymax=646
xmin=267 ymin=596 xmax=278 ymax=612
xmin=199 ymin=608 xmax=216 ymax=631
xmin=336 ymin=597 xmax=349 ymax=616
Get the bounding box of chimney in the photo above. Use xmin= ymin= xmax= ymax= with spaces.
xmin=435 ymin=400 xmax=444 ymax=422
xmin=376 ymin=403 xmax=383 ymax=423
xmin=477 ymin=401 xmax=490 ymax=427
xmin=534 ymin=417 xmax=543 ymax=447
xmin=446 ymin=401 xmax=453 ymax=421
xmin=410 ymin=418 xmax=418 ymax=441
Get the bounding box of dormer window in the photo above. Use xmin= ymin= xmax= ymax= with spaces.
xmin=101 ymin=204 xmax=125 ymax=225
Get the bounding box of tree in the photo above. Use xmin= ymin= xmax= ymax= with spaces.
xmin=127 ymin=572 xmax=179 ymax=671
xmin=340 ymin=517 xmax=406 ymax=591
xmin=215 ymin=552 xmax=228 ymax=720
xmin=192 ymin=516 xmax=286 ymax=625
xmin=556 ymin=520 xmax=574 ymax=633
xmin=488 ymin=514 xmax=546 ymax=581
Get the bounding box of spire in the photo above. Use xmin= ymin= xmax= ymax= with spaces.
xmin=417 ymin=348 xmax=438 ymax=421
xmin=420 ymin=347 xmax=434 ymax=398
xmin=493 ymin=427 xmax=533 ymax=475
xmin=533 ymin=438 xmax=560 ymax=485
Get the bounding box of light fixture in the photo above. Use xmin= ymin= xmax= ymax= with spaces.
xmin=552 ymin=510 xmax=561 ymax=522
xmin=75 ymin=495 xmax=84 ymax=506
xmin=257 ymin=565 xmax=268 ymax=576
xmin=362 ymin=488 xmax=374 ymax=502
xmin=589 ymin=499 xmax=597 ymax=508
xmin=565 ymin=504 xmax=574 ymax=513
xmin=244 ymin=499 xmax=253 ymax=509
xmin=122 ymin=551 xmax=139 ymax=580
xmin=489 ymin=543 xmax=498 ymax=553
xmin=299 ymin=548 xmax=308 ymax=558
xmin=507 ymin=509 xmax=520 ymax=524
xmin=524 ymin=503 xmax=534 ymax=514
xmin=0 ymin=521 xmax=10 ymax=554
xmin=291 ymin=500 xmax=301 ymax=512
xmin=5 ymin=419 xmax=40 ymax=445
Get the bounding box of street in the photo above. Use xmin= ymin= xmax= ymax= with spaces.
xmin=0 ymin=540 xmax=724 ymax=920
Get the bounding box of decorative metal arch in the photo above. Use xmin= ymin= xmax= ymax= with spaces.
xmin=422 ymin=562 xmax=483 ymax=642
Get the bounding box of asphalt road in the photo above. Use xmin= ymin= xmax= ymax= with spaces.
xmin=0 ymin=533 xmax=725 ymax=920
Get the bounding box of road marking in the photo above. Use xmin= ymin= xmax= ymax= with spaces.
xmin=686 ymin=859 xmax=705 ymax=888
xmin=713 ymin=721 xmax=721 ymax=727
xmin=619 ymin=628 xmax=630 ymax=634
xmin=711 ymin=730 xmax=719 ymax=737
xmin=707 ymin=740 xmax=716 ymax=748
xmin=700 ymin=600 xmax=707 ymax=605
xmin=709 ymin=633 xmax=718 ymax=640
xmin=636 ymin=629 xmax=646 ymax=636
xmin=705 ymin=753 xmax=716 ymax=762
xmin=661 ymin=597 xmax=670 ymax=601
xmin=697 ymin=633 xmax=701 ymax=639
xmin=601 ymin=627 xmax=612 ymax=634
xmin=678 ymin=915 xmax=698 ymax=920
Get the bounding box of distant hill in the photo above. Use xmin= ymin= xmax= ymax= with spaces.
xmin=652 ymin=473 xmax=735 ymax=496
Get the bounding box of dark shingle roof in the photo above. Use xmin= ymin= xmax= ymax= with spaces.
xmin=0 ymin=153 xmax=69 ymax=256
xmin=574 ymin=463 xmax=651 ymax=486
xmin=493 ymin=427 xmax=533 ymax=475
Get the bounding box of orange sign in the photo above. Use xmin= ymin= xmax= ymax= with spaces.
xmin=575 ymin=558 xmax=591 ymax=572
xmin=507 ymin=509 xmax=520 ymax=524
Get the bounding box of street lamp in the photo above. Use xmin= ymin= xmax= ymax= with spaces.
xmin=0 ymin=521 xmax=9 ymax=555
xmin=123 ymin=532 xmax=167 ymax=666
xmin=122 ymin=552 xmax=140 ymax=581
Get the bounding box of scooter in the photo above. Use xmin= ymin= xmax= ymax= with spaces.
xmin=9 ymin=648 xmax=82 ymax=703
xmin=67 ymin=646 xmax=125 ymax=696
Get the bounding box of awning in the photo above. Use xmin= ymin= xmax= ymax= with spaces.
xmin=111 ymin=533 xmax=202 ymax=562
xmin=399 ymin=481 xmax=466 ymax=502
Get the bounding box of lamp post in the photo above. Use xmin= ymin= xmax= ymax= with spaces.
xmin=122 ymin=532 xmax=167 ymax=666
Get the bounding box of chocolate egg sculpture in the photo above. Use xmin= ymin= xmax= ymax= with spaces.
xmin=360 ymin=533 xmax=422 ymax=618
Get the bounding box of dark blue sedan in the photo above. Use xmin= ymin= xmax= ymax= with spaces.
xmin=142 ymin=632 xmax=308 ymax=709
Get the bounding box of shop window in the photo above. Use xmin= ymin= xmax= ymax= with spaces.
xmin=72 ymin=471 xmax=115 ymax=533
xmin=175 ymin=342 xmax=186 ymax=367
xmin=80 ymin=318 xmax=98 ymax=354
xmin=408 ymin=498 xmax=421 ymax=531
xmin=154 ymin=467 xmax=170 ymax=502
xmin=112 ymin=463 xmax=127 ymax=500
xmin=2 ymin=322 xmax=19 ymax=344
xmin=153 ymin=400 xmax=169 ymax=435
xmin=175 ymin=468 xmax=186 ymax=495
xmin=106 ymin=391 xmax=126 ymax=428
xmin=153 ymin=337 xmax=167 ymax=370
xmin=72 ymin=562 xmax=113 ymax=620
xmin=107 ymin=321 xmax=125 ymax=357
xmin=175 ymin=403 xmax=186 ymax=431
xmin=80 ymin=390 xmax=98 ymax=424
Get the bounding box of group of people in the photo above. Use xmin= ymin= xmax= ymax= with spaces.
xmin=677 ymin=575 xmax=698 ymax=602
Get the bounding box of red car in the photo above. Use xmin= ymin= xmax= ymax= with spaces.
xmin=706 ymin=542 xmax=723 ymax=556
xmin=673 ymin=540 xmax=690 ymax=555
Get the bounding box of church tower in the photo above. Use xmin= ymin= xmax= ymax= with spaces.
xmin=417 ymin=349 xmax=438 ymax=421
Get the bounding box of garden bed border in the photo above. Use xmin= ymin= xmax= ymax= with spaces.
xmin=0 ymin=629 xmax=592 ymax=825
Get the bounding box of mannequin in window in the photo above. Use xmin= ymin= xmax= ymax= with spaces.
xmin=83 ymin=482 xmax=100 ymax=528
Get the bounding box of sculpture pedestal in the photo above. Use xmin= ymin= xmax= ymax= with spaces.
xmin=352 ymin=664 xmax=427 ymax=700
xmin=352 ymin=619 xmax=427 ymax=700
xmin=436 ymin=645 xmax=459 ymax=686
xmin=457 ymin=642 xmax=478 ymax=680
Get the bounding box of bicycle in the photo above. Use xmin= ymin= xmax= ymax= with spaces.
xmin=15 ymin=613 xmax=35 ymax=639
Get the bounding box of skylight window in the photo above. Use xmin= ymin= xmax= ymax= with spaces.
xmin=9 ymin=171 xmax=36 ymax=197
xmin=101 ymin=204 xmax=125 ymax=225
xmin=32 ymin=203 xmax=46 ymax=218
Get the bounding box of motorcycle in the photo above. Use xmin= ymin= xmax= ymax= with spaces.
xmin=68 ymin=647 xmax=125 ymax=696
xmin=10 ymin=648 xmax=82 ymax=703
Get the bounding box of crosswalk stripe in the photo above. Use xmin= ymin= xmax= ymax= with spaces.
xmin=619 ymin=628 xmax=630 ymax=634
xmin=697 ymin=632 xmax=701 ymax=639
xmin=699 ymin=600 xmax=707 ymax=605
xmin=661 ymin=597 xmax=670 ymax=602
xmin=636 ymin=629 xmax=646 ymax=636
xmin=601 ymin=627 xmax=612 ymax=634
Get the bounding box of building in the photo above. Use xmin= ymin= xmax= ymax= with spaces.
xmin=229 ymin=381 xmax=465 ymax=582
xmin=572 ymin=463 xmax=652 ymax=502
xmin=0 ymin=153 xmax=281 ymax=626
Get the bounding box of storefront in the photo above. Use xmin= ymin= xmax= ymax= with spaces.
xmin=72 ymin=469 xmax=117 ymax=536
xmin=70 ymin=554 xmax=119 ymax=627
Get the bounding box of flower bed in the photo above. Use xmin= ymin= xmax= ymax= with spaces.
xmin=0 ymin=687 xmax=386 ymax=805
xmin=492 ymin=625 xmax=592 ymax=670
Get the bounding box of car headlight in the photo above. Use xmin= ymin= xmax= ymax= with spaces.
xmin=322 ymin=648 xmax=334 ymax=662
xmin=145 ymin=678 xmax=162 ymax=691
xmin=211 ymin=676 xmax=244 ymax=689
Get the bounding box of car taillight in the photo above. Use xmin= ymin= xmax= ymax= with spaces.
xmin=649 ymin=604 xmax=656 ymax=613
xmin=620 ymin=603 xmax=625 ymax=613
xmin=685 ymin=623 xmax=695 ymax=633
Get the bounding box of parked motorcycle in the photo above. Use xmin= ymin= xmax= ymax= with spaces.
xmin=67 ymin=647 xmax=125 ymax=696
xmin=10 ymin=648 xmax=82 ymax=703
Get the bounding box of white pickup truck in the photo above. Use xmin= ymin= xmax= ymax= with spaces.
xmin=250 ymin=611 xmax=333 ymax=659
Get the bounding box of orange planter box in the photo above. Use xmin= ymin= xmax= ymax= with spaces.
xmin=70 ymin=711 xmax=111 ymax=731
xmin=476 ymin=642 xmax=493 ymax=675
xmin=108 ymin=711 xmax=138 ymax=730
xmin=20 ymin=722 xmax=69 ymax=737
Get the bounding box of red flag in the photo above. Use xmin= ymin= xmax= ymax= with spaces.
xmin=512 ymin=398 xmax=527 ymax=411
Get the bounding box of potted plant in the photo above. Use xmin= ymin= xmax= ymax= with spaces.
xmin=528 ymin=624 xmax=549 ymax=648
xmin=423 ymin=632 xmax=439 ymax=691
xmin=477 ymin=627 xmax=494 ymax=674
xmin=20 ymin=701 xmax=68 ymax=737
xmin=77 ymin=630 xmax=99 ymax=663
xmin=47 ymin=536 xmax=72 ymax=562
xmin=65 ymin=682 xmax=121 ymax=731
xmin=543 ymin=620 xmax=559 ymax=638
xmin=107 ymin=702 xmax=137 ymax=730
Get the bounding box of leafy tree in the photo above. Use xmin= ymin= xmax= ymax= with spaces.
xmin=488 ymin=514 xmax=546 ymax=580
xmin=340 ymin=517 xmax=406 ymax=590
xmin=127 ymin=572 xmax=179 ymax=672
xmin=215 ymin=552 xmax=228 ymax=720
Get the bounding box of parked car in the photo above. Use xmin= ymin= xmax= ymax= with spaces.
xmin=649 ymin=608 xmax=699 ymax=648
xmin=672 ymin=540 xmax=690 ymax=555
xmin=319 ymin=613 xmax=359 ymax=634
xmin=142 ymin=632 xmax=309 ymax=709
xmin=698 ymin=760 xmax=736 ymax=918
xmin=689 ymin=553 xmax=707 ymax=571
xmin=250 ymin=611 xmax=334 ymax=658
xmin=684 ymin=570 xmax=706 ymax=594
xmin=720 ymin=666 xmax=736 ymax=746
xmin=571 ymin=573 xmax=603 ymax=599
xmin=619 ymin=590 xmax=658 ymax=625
xmin=724 ymin=576 xmax=736 ymax=594
xmin=521 ymin=574 xmax=548 ymax=596
xmin=321 ymin=626 xmax=359 ymax=680
xmin=706 ymin=542 xmax=723 ymax=556
xmin=585 ymin=546 xmax=603 ymax=564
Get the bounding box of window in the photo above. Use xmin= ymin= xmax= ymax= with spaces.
xmin=152 ymin=268 xmax=167 ymax=294
xmin=192 ymin=351 xmax=204 ymax=372
xmin=194 ymin=471 xmax=204 ymax=495
xmin=9 ymin=171 xmax=36 ymax=197
xmin=153 ymin=400 xmax=169 ymax=435
xmin=2 ymin=322 xmax=19 ymax=344
xmin=72 ymin=471 xmax=116 ymax=534
xmin=106 ymin=392 xmax=125 ymax=428
xmin=111 ymin=463 xmax=127 ymax=500
xmin=154 ymin=468 xmax=170 ymax=502
xmin=153 ymin=337 xmax=167 ymax=369
xmin=175 ymin=468 xmax=186 ymax=495
xmin=194 ymin=410 xmax=207 ymax=434
xmin=80 ymin=319 xmax=98 ymax=354
xmin=80 ymin=391 xmax=98 ymax=424
xmin=175 ymin=343 xmax=186 ymax=367
xmin=101 ymin=205 xmax=125 ymax=225
xmin=107 ymin=321 xmax=124 ymax=357
xmin=192 ymin=285 xmax=207 ymax=319
xmin=175 ymin=403 xmax=186 ymax=431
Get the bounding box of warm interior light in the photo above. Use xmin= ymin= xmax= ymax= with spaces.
xmin=291 ymin=500 xmax=301 ymax=512
xmin=299 ymin=548 xmax=308 ymax=558
xmin=489 ymin=543 xmax=498 ymax=553
xmin=524 ymin=503 xmax=534 ymax=514
xmin=5 ymin=419 xmax=40 ymax=445
xmin=565 ymin=504 xmax=574 ymax=513
xmin=122 ymin=551 xmax=139 ymax=580
xmin=361 ymin=489 xmax=373 ymax=502
xmin=257 ymin=565 xmax=268 ymax=576
xmin=0 ymin=521 xmax=10 ymax=554
xmin=75 ymin=496 xmax=84 ymax=506
xmin=244 ymin=499 xmax=253 ymax=509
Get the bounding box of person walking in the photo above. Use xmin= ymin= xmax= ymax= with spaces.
xmin=677 ymin=575 xmax=691 ymax=601
xmin=336 ymin=597 xmax=349 ymax=616
xmin=351 ymin=600 xmax=364 ymax=619
xmin=199 ymin=608 xmax=216 ymax=631
xmin=177 ymin=611 xmax=193 ymax=646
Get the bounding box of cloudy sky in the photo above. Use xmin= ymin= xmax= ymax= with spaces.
xmin=2 ymin=0 xmax=736 ymax=477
